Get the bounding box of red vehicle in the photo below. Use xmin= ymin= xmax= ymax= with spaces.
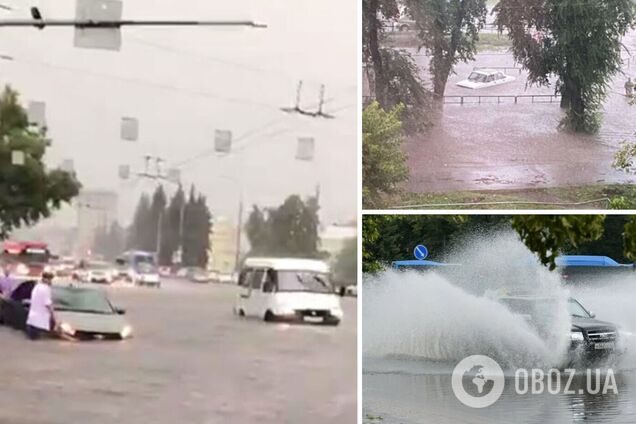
xmin=1 ymin=240 xmax=51 ymax=279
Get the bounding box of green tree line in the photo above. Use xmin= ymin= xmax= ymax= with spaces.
xmin=363 ymin=215 xmax=636 ymax=273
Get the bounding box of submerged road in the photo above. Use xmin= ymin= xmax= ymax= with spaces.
xmin=402 ymin=33 xmax=636 ymax=193
xmin=0 ymin=278 xmax=357 ymax=424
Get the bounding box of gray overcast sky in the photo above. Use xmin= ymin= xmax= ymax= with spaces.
xmin=1 ymin=0 xmax=357 ymax=227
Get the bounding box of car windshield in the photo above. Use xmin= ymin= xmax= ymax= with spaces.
xmin=568 ymin=298 xmax=591 ymax=318
xmin=88 ymin=262 xmax=110 ymax=270
xmin=53 ymin=287 xmax=114 ymax=314
xmin=277 ymin=271 xmax=332 ymax=293
xmin=468 ymin=72 xmax=488 ymax=83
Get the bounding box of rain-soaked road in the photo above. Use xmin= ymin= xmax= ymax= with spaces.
xmin=401 ymin=32 xmax=636 ymax=193
xmin=0 ymin=278 xmax=357 ymax=424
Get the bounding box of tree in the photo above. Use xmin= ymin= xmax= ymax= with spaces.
xmin=245 ymin=206 xmax=269 ymax=254
xmin=149 ymin=185 xmax=167 ymax=255
xmin=407 ymin=0 xmax=487 ymax=98
xmin=363 ymin=0 xmax=400 ymax=107
xmin=511 ymin=215 xmax=606 ymax=270
xmin=333 ymin=237 xmax=358 ymax=285
xmin=245 ymin=194 xmax=325 ymax=259
xmin=127 ymin=194 xmax=151 ymax=250
xmin=159 ymin=185 xmax=186 ymax=265
xmin=181 ymin=186 xmax=212 ymax=267
xmin=0 ymin=86 xmax=80 ymax=239
xmin=363 ymin=0 xmax=432 ymax=133
xmin=495 ymin=0 xmax=634 ymax=133
xmin=363 ymin=102 xmax=409 ymax=208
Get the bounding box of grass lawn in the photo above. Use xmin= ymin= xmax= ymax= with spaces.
xmin=381 ymin=184 xmax=636 ymax=210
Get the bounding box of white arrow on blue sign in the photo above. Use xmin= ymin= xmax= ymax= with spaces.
xmin=413 ymin=245 xmax=428 ymax=260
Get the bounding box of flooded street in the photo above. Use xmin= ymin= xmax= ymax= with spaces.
xmin=403 ymin=32 xmax=636 ymax=193
xmin=362 ymin=234 xmax=636 ymax=423
xmin=0 ymin=279 xmax=357 ymax=424
xmin=364 ymin=362 xmax=636 ymax=424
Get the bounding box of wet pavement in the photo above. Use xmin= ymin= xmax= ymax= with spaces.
xmin=362 ymin=266 xmax=636 ymax=424
xmin=0 ymin=278 xmax=357 ymax=424
xmin=400 ymin=32 xmax=636 ymax=193
xmin=363 ymin=361 xmax=636 ymax=424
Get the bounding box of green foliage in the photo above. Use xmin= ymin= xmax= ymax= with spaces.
xmin=245 ymin=194 xmax=325 ymax=259
xmin=380 ymin=49 xmax=433 ymax=133
xmin=613 ymin=141 xmax=636 ymax=174
xmin=181 ymin=186 xmax=212 ymax=268
xmin=623 ymin=216 xmax=636 ymax=261
xmin=511 ymin=215 xmax=605 ymax=270
xmin=0 ymin=86 xmax=81 ymax=239
xmin=407 ymin=0 xmax=487 ymax=96
xmin=363 ymin=0 xmax=432 ymax=133
xmin=364 ymin=215 xmax=636 ymax=273
xmin=565 ymin=215 xmax=630 ymax=263
xmin=362 ymin=215 xmax=478 ymax=273
xmin=362 ymin=102 xmax=409 ymax=208
xmin=495 ymin=0 xmax=634 ymax=133
xmin=128 ymin=185 xmax=211 ymax=267
xmin=333 ymin=237 xmax=358 ymax=284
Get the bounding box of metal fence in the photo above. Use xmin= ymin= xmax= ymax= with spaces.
xmin=443 ymin=94 xmax=561 ymax=105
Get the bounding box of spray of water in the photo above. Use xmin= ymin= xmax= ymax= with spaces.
xmin=363 ymin=231 xmax=573 ymax=370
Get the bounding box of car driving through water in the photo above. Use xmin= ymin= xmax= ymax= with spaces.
xmin=234 ymin=258 xmax=343 ymax=325
xmin=0 ymin=280 xmax=133 ymax=341
xmin=497 ymin=294 xmax=619 ymax=364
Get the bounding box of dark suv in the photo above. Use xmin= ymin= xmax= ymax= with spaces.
xmin=497 ymin=295 xmax=618 ymax=361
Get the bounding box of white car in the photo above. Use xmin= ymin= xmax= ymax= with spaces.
xmin=456 ymin=69 xmax=516 ymax=89
xmin=86 ymin=265 xmax=114 ymax=284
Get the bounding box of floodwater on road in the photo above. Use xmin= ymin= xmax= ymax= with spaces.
xmin=401 ymin=32 xmax=636 ymax=193
xmin=362 ymin=237 xmax=636 ymax=424
xmin=0 ymin=279 xmax=357 ymax=424
xmin=364 ymin=360 xmax=636 ymax=424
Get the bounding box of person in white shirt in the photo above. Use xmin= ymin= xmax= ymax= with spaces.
xmin=26 ymin=272 xmax=57 ymax=340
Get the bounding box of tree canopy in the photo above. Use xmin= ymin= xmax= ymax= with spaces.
xmin=495 ymin=0 xmax=635 ymax=133
xmin=0 ymin=86 xmax=81 ymax=239
xmin=362 ymin=102 xmax=409 ymax=208
xmin=245 ymin=194 xmax=325 ymax=259
xmin=363 ymin=215 xmax=636 ymax=273
xmin=407 ymin=0 xmax=487 ymax=97
xmin=363 ymin=0 xmax=432 ymax=133
xmin=127 ymin=185 xmax=211 ymax=267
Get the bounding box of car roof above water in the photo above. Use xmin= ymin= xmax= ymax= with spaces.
xmin=243 ymin=257 xmax=330 ymax=273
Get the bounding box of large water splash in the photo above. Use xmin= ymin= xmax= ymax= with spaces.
xmin=363 ymin=231 xmax=572 ymax=370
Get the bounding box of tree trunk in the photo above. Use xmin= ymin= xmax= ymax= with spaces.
xmin=365 ymin=0 xmax=387 ymax=107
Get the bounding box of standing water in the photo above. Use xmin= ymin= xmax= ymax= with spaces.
xmin=363 ymin=233 xmax=636 ymax=423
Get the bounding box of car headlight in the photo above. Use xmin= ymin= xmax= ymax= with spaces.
xmin=332 ymin=307 xmax=344 ymax=318
xmin=120 ymin=325 xmax=133 ymax=339
xmin=571 ymin=330 xmax=584 ymax=341
xmin=59 ymin=322 xmax=76 ymax=336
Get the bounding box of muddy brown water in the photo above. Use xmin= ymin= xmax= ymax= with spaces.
xmin=0 ymin=279 xmax=357 ymax=424
xmin=394 ymin=33 xmax=636 ymax=193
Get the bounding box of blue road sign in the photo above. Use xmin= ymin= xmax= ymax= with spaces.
xmin=414 ymin=245 xmax=428 ymax=260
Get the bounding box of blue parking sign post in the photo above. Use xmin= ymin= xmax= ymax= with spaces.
xmin=413 ymin=245 xmax=428 ymax=261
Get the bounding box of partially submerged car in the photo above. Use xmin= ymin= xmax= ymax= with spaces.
xmin=497 ymin=294 xmax=618 ymax=362
xmin=0 ymin=280 xmax=133 ymax=341
xmin=456 ymin=69 xmax=516 ymax=89
xmin=234 ymin=258 xmax=343 ymax=325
